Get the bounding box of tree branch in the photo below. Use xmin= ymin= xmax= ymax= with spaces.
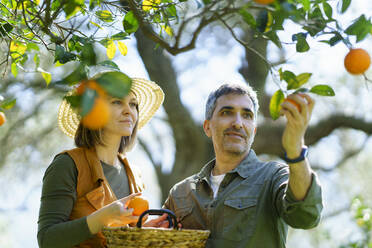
xmin=312 ymin=137 xmax=368 ymax=172
xmin=253 ymin=114 xmax=372 ymax=157
xmin=125 ymin=0 xmax=240 ymax=55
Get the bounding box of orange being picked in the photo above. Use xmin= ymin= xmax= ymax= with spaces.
xmin=344 ymin=48 xmax=371 ymax=75
xmin=81 ymin=96 xmax=110 ymax=130
xmin=127 ymin=196 xmax=149 ymax=216
xmin=0 ymin=112 xmax=6 ymax=126
xmin=284 ymin=98 xmax=301 ymax=112
xmin=253 ymin=0 xmax=275 ymax=4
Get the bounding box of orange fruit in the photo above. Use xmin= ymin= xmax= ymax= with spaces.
xmin=81 ymin=96 xmax=110 ymax=130
xmin=75 ymin=80 xmax=106 ymax=96
xmin=127 ymin=196 xmax=149 ymax=216
xmin=0 ymin=112 xmax=6 ymax=126
xmin=344 ymin=48 xmax=371 ymax=75
xmin=284 ymin=98 xmax=301 ymax=112
xmin=253 ymin=0 xmax=275 ymax=4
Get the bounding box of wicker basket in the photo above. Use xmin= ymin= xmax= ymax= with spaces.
xmin=102 ymin=209 xmax=210 ymax=248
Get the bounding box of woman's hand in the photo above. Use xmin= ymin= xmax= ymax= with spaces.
xmin=87 ymin=192 xmax=141 ymax=234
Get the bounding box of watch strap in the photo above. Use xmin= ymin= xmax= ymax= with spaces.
xmin=284 ymin=146 xmax=308 ymax=163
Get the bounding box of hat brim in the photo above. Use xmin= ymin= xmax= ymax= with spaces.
xmin=58 ymin=78 xmax=164 ymax=138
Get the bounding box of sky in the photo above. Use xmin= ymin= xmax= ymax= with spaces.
xmin=0 ymin=0 xmax=371 ymax=247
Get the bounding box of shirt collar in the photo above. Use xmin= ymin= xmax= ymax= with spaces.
xmin=196 ymin=149 xmax=262 ymax=181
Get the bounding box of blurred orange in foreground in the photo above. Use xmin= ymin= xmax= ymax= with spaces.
xmin=344 ymin=48 xmax=371 ymax=75
xmin=76 ymin=80 xmax=106 ymax=96
xmin=127 ymin=197 xmax=149 ymax=216
xmin=0 ymin=112 xmax=6 ymax=126
xmin=81 ymin=97 xmax=110 ymax=130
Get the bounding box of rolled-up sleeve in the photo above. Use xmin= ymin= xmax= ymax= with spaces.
xmin=272 ymin=165 xmax=323 ymax=229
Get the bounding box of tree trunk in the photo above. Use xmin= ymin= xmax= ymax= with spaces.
xmin=135 ymin=30 xmax=213 ymax=202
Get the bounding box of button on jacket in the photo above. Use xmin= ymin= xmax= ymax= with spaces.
xmin=163 ymin=150 xmax=323 ymax=248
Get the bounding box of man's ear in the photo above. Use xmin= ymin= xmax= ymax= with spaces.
xmin=203 ymin=120 xmax=212 ymax=137
xmin=254 ymin=127 xmax=257 ymax=134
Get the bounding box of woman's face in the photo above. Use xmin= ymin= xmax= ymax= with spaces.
xmin=104 ymin=92 xmax=139 ymax=137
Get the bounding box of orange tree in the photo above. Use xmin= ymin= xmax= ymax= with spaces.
xmin=0 ymin=0 xmax=371 ymax=120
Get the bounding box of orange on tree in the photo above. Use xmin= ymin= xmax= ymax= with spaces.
xmin=81 ymin=96 xmax=110 ymax=130
xmin=127 ymin=196 xmax=149 ymax=216
xmin=253 ymin=0 xmax=275 ymax=4
xmin=0 ymin=112 xmax=6 ymax=126
xmin=344 ymin=48 xmax=371 ymax=75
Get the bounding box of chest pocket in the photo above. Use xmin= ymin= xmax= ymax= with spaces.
xmin=222 ymin=184 xmax=262 ymax=241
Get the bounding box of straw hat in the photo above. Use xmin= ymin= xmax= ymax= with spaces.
xmin=58 ymin=76 xmax=164 ymax=138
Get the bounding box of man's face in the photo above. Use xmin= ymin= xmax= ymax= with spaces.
xmin=203 ymin=93 xmax=257 ymax=157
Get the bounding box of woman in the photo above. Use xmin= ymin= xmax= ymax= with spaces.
xmin=37 ymin=72 xmax=165 ymax=248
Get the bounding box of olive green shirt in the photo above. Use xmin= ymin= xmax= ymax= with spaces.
xmin=37 ymin=153 xmax=130 ymax=248
xmin=163 ymin=150 xmax=323 ymax=248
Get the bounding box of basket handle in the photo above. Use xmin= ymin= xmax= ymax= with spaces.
xmin=136 ymin=209 xmax=178 ymax=229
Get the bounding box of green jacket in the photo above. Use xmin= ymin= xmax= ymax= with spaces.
xmin=163 ymin=150 xmax=323 ymax=248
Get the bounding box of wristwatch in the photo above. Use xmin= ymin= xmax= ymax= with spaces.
xmin=284 ymin=146 xmax=308 ymax=163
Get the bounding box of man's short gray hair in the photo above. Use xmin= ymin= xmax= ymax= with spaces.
xmin=205 ymin=83 xmax=259 ymax=120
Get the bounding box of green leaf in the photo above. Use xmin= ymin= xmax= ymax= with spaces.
xmin=98 ymin=60 xmax=120 ymax=70
xmin=26 ymin=43 xmax=39 ymax=51
xmin=202 ymin=0 xmax=211 ymax=4
xmin=81 ymin=88 xmax=97 ymax=117
xmin=328 ymin=32 xmax=343 ymax=46
xmin=281 ymin=70 xmax=297 ymax=89
xmin=89 ymin=0 xmax=101 ymax=10
xmin=310 ymin=85 xmax=335 ymax=96
xmin=0 ymin=23 xmax=13 ymax=35
xmin=123 ymin=11 xmax=139 ymax=34
xmin=63 ymin=0 xmax=85 ymax=19
xmin=55 ymin=45 xmax=77 ymax=64
xmin=166 ymin=4 xmax=177 ymax=17
xmin=68 ymin=36 xmax=84 ymax=52
xmin=95 ymin=71 xmax=132 ymax=98
xmin=34 ymin=54 xmax=40 ymax=68
xmin=265 ymin=31 xmax=282 ymax=48
xmin=299 ymin=0 xmax=310 ymax=11
xmin=323 ymin=2 xmax=332 ymax=19
xmin=0 ymin=98 xmax=16 ymax=110
xmin=270 ymin=90 xmax=285 ymax=120
xmin=81 ymin=43 xmax=97 ymax=65
xmin=64 ymin=95 xmax=81 ymax=109
xmin=296 ymin=35 xmax=310 ymax=53
xmin=239 ymin=9 xmax=256 ymax=28
xmin=345 ymin=15 xmax=372 ymax=42
xmin=99 ymin=38 xmax=111 ymax=48
xmin=96 ymin=10 xmax=114 ymax=22
xmin=11 ymin=62 xmax=18 ymax=78
xmin=54 ymin=64 xmax=88 ymax=86
xmin=111 ymin=32 xmax=129 ymax=40
xmin=296 ymin=73 xmax=312 ymax=86
xmin=341 ymin=0 xmax=351 ymax=13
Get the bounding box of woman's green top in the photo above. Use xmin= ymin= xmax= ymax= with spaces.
xmin=37 ymin=153 xmax=130 ymax=248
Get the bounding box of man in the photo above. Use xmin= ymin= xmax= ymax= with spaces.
xmin=163 ymin=84 xmax=322 ymax=248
